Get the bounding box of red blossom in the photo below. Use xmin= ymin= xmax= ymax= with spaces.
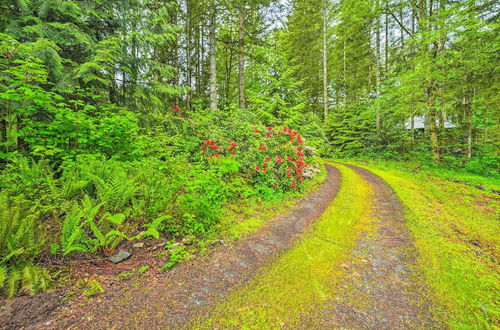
xmin=263 ymin=162 xmax=268 ymax=167
xmin=265 ymin=157 xmax=271 ymax=161
xmin=262 ymin=168 xmax=267 ymax=173
xmin=296 ymin=168 xmax=302 ymax=174
xmin=255 ymin=166 xmax=261 ymax=170
xmin=273 ymin=183 xmax=278 ymax=188
xmin=298 ymin=176 xmax=304 ymax=181
xmin=173 ymin=106 xmax=180 ymax=111
xmin=253 ymin=129 xmax=260 ymax=133
xmin=286 ymin=172 xmax=292 ymax=177
xmin=231 ymin=149 xmax=236 ymax=154
xmin=266 ymin=132 xmax=271 ymax=136
xmin=287 ymin=156 xmax=293 ymax=161
xmin=291 ymin=184 xmax=297 ymax=189
xmin=258 ymin=145 xmax=267 ymax=151
xmin=178 ymin=115 xmax=183 ymax=118
xmin=297 ymin=147 xmax=303 ymax=152
xmin=202 ymin=151 xmax=205 ymax=155
xmin=268 ymin=126 xmax=273 ymax=131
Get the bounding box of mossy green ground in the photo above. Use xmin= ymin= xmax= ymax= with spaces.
xmin=339 ymin=160 xmax=499 ymax=328
xmin=191 ymin=164 xmax=373 ymax=328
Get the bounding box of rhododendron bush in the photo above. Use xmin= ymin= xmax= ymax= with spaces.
xmin=200 ymin=124 xmax=320 ymax=194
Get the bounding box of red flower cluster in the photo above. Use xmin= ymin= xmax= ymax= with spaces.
xmin=201 ymin=140 xmax=223 ymax=159
xmin=201 ymin=139 xmax=238 ymax=160
xmin=172 ymin=106 xmax=184 ymax=119
xmin=282 ymin=126 xmax=304 ymax=144
xmin=251 ymin=125 xmax=310 ymax=190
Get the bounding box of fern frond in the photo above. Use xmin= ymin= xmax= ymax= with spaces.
xmin=0 ymin=267 xmax=6 ymax=289
xmin=6 ymin=269 xmax=21 ymax=299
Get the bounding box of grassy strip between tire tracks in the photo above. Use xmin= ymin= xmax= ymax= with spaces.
xmin=336 ymin=160 xmax=499 ymax=328
xmin=190 ymin=163 xmax=374 ymax=328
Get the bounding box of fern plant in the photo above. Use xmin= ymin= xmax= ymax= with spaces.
xmin=60 ymin=195 xmax=127 ymax=255
xmin=68 ymin=157 xmax=138 ymax=212
xmin=0 ymin=193 xmax=41 ymax=265
xmin=0 ymin=264 xmax=50 ymax=298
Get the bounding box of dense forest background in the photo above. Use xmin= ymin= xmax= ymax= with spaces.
xmin=0 ymin=0 xmax=498 ymax=297
xmin=1 ymin=0 xmax=498 ymax=169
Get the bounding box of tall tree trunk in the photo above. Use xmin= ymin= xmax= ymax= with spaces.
xmin=322 ymin=0 xmax=328 ymax=122
xmin=428 ymin=107 xmax=440 ymax=162
xmin=375 ymin=0 xmax=382 ymax=139
xmin=343 ymin=38 xmax=347 ymax=105
xmin=399 ymin=7 xmax=404 ymax=47
xmin=411 ymin=115 xmax=415 ymax=143
xmin=209 ymin=3 xmax=218 ymax=110
xmin=463 ymin=78 xmax=474 ymax=159
xmin=384 ymin=0 xmax=389 ymax=76
xmin=238 ymin=5 xmax=245 ymax=109
xmin=225 ymin=48 xmax=233 ymax=107
xmin=173 ymin=3 xmax=180 ymax=107
xmin=185 ymin=0 xmax=192 ymax=111
xmin=195 ymin=24 xmax=201 ymax=94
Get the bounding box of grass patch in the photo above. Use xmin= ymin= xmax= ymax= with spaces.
xmin=348 ymin=158 xmax=500 ymax=191
xmin=190 ymin=164 xmax=373 ymax=328
xmin=339 ymin=160 xmax=499 ymax=328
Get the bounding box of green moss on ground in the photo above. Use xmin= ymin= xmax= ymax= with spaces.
xmin=338 ymin=160 xmax=499 ymax=328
